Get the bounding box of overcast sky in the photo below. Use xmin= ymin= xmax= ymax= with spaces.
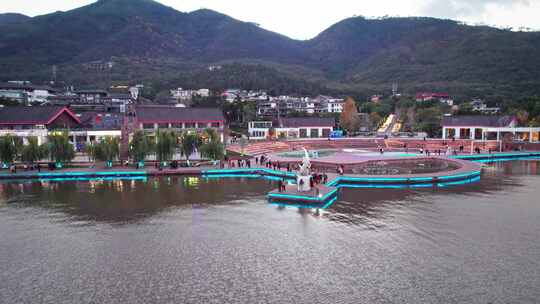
xmin=1 ymin=0 xmax=538 ymax=39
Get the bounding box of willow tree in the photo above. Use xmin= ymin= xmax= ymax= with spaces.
xmin=339 ymin=97 xmax=360 ymax=135
xmin=129 ymin=130 xmax=154 ymax=167
xmin=46 ymin=131 xmax=75 ymax=167
xmin=94 ymin=136 xmax=120 ymax=168
xmin=180 ymin=132 xmax=200 ymax=166
xmin=155 ymin=130 xmax=177 ymax=165
xmin=85 ymin=142 xmax=97 ymax=163
xmin=238 ymin=136 xmax=248 ymax=156
xmin=21 ymin=137 xmax=46 ymax=165
xmin=0 ymin=134 xmax=19 ymax=167
xmin=199 ymin=128 xmax=224 ymax=161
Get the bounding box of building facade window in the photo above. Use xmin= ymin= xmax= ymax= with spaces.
xmin=157 ymin=123 xmax=169 ymax=129
xmin=322 ymin=128 xmax=331 ymax=137
xmin=185 ymin=123 xmax=196 ymax=129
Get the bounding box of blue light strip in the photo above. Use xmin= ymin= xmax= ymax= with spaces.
xmin=268 ymin=188 xmax=338 ymax=202
xmin=321 ymin=196 xmax=338 ymax=209
xmin=203 ymin=174 xmax=261 ymax=179
xmin=437 ymin=176 xmax=481 ymax=187
xmin=474 ymin=156 xmax=540 ymax=163
xmin=336 ymin=175 xmax=481 ymax=189
xmin=452 ymin=152 xmax=540 ymax=160
xmin=336 ymin=176 xmax=409 ymax=182
xmin=269 ymin=196 xmax=339 ymax=210
xmin=337 ymin=184 xmax=410 ymax=189
xmin=437 ymin=171 xmax=481 ymax=180
xmin=203 ymin=168 xmax=296 ymax=178
xmin=37 ymin=171 xmax=146 ymax=177
xmin=38 ymin=176 xmax=148 ymax=182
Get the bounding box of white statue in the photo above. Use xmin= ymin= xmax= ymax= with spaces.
xmin=297 ymin=148 xmax=312 ymax=192
xmin=298 ymin=148 xmax=311 ymax=176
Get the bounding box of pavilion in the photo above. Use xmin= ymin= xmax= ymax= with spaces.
xmin=442 ymin=115 xmax=540 ymax=142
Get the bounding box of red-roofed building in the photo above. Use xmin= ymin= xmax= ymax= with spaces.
xmin=0 ymin=106 xmax=122 ymax=149
xmin=416 ymin=92 xmax=453 ymax=105
xmin=135 ymin=106 xmax=226 ymax=142
xmin=0 ymin=106 xmax=82 ymax=145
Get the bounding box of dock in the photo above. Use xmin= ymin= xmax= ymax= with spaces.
xmin=267 ymin=184 xmax=339 ymax=208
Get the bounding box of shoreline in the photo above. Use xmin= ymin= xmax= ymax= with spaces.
xmin=0 ymin=151 xmax=538 ymax=185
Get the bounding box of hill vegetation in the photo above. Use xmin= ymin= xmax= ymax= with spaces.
xmin=1 ymin=0 xmax=540 ymax=101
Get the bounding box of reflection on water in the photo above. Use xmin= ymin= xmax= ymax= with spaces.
xmin=0 ymin=161 xmax=540 ymax=303
xmin=0 ymin=176 xmax=276 ymax=223
xmin=0 ymin=161 xmax=531 ymax=226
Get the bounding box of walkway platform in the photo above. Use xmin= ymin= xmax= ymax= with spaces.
xmin=267 ymin=184 xmax=339 ymax=208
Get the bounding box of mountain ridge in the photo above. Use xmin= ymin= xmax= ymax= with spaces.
xmin=1 ymin=0 xmax=539 ymax=100
xmin=0 ymin=13 xmax=31 ymax=25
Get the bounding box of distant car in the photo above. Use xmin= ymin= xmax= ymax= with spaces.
xmin=330 ymin=130 xmax=344 ymax=138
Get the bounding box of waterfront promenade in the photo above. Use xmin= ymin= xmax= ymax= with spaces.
xmin=1 ymin=151 xmax=539 ymax=181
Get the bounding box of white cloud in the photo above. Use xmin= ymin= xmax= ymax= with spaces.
xmin=420 ymin=0 xmax=530 ymax=19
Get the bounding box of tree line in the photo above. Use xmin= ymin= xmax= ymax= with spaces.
xmin=0 ymin=129 xmax=224 ymax=169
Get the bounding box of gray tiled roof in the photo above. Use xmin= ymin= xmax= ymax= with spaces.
xmin=442 ymin=115 xmax=515 ymax=127
xmin=0 ymin=106 xmax=69 ymax=124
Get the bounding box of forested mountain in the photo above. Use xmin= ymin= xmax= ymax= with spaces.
xmin=0 ymin=13 xmax=31 ymax=26
xmin=1 ymin=0 xmax=540 ymax=101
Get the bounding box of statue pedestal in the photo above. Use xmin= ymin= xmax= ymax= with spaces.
xmin=297 ymin=175 xmax=311 ymax=192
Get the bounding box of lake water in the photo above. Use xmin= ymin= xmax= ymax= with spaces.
xmin=1 ymin=161 xmax=540 ymax=303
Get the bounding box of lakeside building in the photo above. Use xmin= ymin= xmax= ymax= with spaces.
xmin=471 ymin=99 xmax=501 ymax=114
xmin=73 ymin=89 xmax=108 ymax=103
xmin=221 ymin=89 xmax=268 ymax=103
xmin=0 ymin=82 xmax=57 ymax=104
xmin=371 ymin=95 xmax=382 ymax=103
xmin=442 ymin=115 xmax=540 ymax=142
xmin=0 ymin=106 xmax=122 ymax=148
xmin=0 ymin=90 xmax=27 ymax=103
xmin=47 ymin=89 xmax=135 ymax=113
xmin=170 ymin=88 xmax=211 ymax=102
xmin=416 ymin=92 xmax=454 ymax=106
xmin=0 ymin=106 xmax=80 ymax=145
xmin=256 ymin=95 xmax=345 ymax=117
xmin=135 ymin=106 xmax=226 ymax=142
xmin=248 ymin=117 xmax=335 ymax=140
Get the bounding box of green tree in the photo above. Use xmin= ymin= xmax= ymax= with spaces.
xmin=369 ymin=112 xmax=383 ymax=130
xmin=456 ymin=102 xmax=475 ymax=115
xmin=242 ymin=100 xmax=257 ymax=123
xmin=46 ymin=131 xmax=75 ymax=166
xmin=94 ymin=137 xmax=120 ymax=167
xmin=339 ymin=97 xmax=360 ymax=134
xmin=180 ymin=132 xmax=200 ymax=165
xmin=199 ymin=128 xmax=224 ymax=161
xmin=155 ymin=130 xmax=177 ymax=164
xmin=21 ymin=137 xmax=45 ymax=164
xmin=0 ymin=134 xmax=19 ymax=166
xmin=129 ymin=131 xmax=154 ymax=165
xmin=515 ymin=110 xmax=529 ymax=127
xmin=85 ymin=142 xmax=97 ymax=163
xmin=238 ymin=136 xmax=248 ymax=155
xmin=414 ymin=107 xmax=443 ymax=138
